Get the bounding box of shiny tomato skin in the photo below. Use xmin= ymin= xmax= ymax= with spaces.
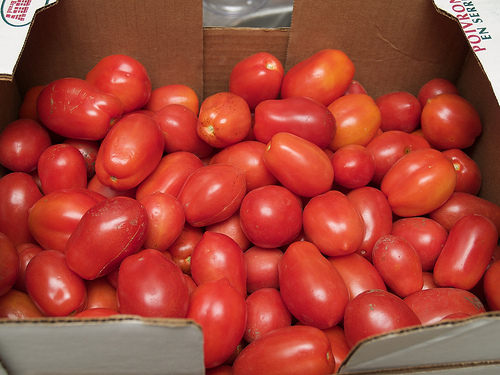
xmin=372 ymin=235 xmax=423 ymax=298
xmin=429 ymin=192 xmax=500 ymax=233
xmin=63 ymin=139 xmax=100 ymax=179
xmin=303 ymin=190 xmax=365 ymax=257
xmin=87 ymin=175 xmax=137 ymax=199
xmin=186 ymin=278 xmax=247 ymax=369
xmin=38 ymin=143 xmax=88 ymax=194
xmin=95 ymin=113 xmax=164 ymax=191
xmin=154 ymin=104 xmax=213 ymax=157
xmin=138 ymin=192 xmax=185 ymax=252
xmin=381 ymin=148 xmax=456 ymax=217
xmin=14 ymin=243 xmax=43 ymax=293
xmin=166 ymin=223 xmax=203 ymax=275
xmin=343 ymin=80 xmax=368 ymax=95
xmin=421 ymin=93 xmax=482 ymax=150
xmin=253 ymin=97 xmax=336 ymax=149
xmin=244 ymin=246 xmax=283 ymax=293
xmin=343 ymin=289 xmax=421 ymax=348
xmin=85 ymin=276 xmax=118 ymax=311
xmin=327 ymin=93 xmax=381 ymax=151
xmin=36 ymin=77 xmax=123 ymax=140
xmin=391 ymin=217 xmax=447 ymax=271
xmin=331 ymin=144 xmax=375 ymax=189
xmin=229 ymin=51 xmax=284 ymax=111
xmin=25 ymin=249 xmax=87 ymax=316
xmin=281 ymin=48 xmax=355 ymax=106
xmin=143 ymin=84 xmax=199 ymax=114
xmin=65 ymin=196 xmax=148 ymax=280
xmin=85 ymin=54 xmax=151 ymax=114
xmin=328 ymin=252 xmax=387 ymax=300
xmin=117 ymin=248 xmax=189 ymax=318
xmin=0 ymin=118 xmax=52 ymax=173
xmin=0 ymin=233 xmax=19 ymax=296
xmin=346 ymin=186 xmax=393 ymax=262
xmin=322 ymin=325 xmax=350 ymax=373
xmin=375 ymin=91 xmax=421 ymax=133
xmin=417 ymin=78 xmax=459 ymax=108
xmin=404 ymin=287 xmax=486 ymax=325
xmin=209 ymin=140 xmax=278 ymax=192
xmin=433 ymin=214 xmax=497 ymax=290
xmin=244 ymin=287 xmax=292 ymax=343
xmin=263 ymin=132 xmax=334 ymax=197
xmin=239 ymin=185 xmax=303 ymax=249
xmin=483 ymin=260 xmax=500 ymax=311
xmin=28 ymin=188 xmax=105 ymax=252
xmin=206 ymin=211 xmax=251 ymax=251
xmin=190 ymin=231 xmax=247 ymax=296
xmin=0 ymin=172 xmax=43 ymax=246
xmin=0 ymin=289 xmax=44 ymax=318
xmin=232 ymin=325 xmax=335 ymax=375
xmin=178 ymin=164 xmax=247 ymax=227
xmin=279 ymin=241 xmax=349 ymax=329
xmin=135 ymin=151 xmax=204 ymax=201
xmin=197 ymin=92 xmax=252 ymax=148
xmin=366 ymin=130 xmax=431 ymax=185
xmin=442 ymin=148 xmax=482 ymax=195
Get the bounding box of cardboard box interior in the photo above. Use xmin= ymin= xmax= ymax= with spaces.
xmin=0 ymin=0 xmax=499 ymax=374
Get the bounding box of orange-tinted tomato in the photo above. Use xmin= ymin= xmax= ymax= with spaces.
xmin=143 ymin=83 xmax=199 ymax=115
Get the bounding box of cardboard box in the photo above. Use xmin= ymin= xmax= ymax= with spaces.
xmin=0 ymin=0 xmax=499 ymax=374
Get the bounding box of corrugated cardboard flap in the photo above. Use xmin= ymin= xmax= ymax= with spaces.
xmin=0 ymin=316 xmax=204 ymax=375
xmin=339 ymin=312 xmax=500 ymax=374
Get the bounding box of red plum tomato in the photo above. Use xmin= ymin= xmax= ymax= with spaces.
xmin=63 ymin=139 xmax=99 ymax=179
xmin=166 ymin=223 xmax=204 ymax=275
xmin=143 ymin=84 xmax=199 ymax=115
xmin=244 ymin=246 xmax=283 ymax=293
xmin=0 ymin=289 xmax=44 ymax=319
xmin=483 ymin=260 xmax=500 ymax=311
xmin=442 ymin=148 xmax=482 ymax=195
xmin=375 ymin=91 xmax=421 ymax=133
xmin=206 ymin=212 xmax=251 ymax=251
xmin=0 ymin=233 xmax=19 ymax=296
xmin=417 ymin=78 xmax=459 ymax=109
xmin=330 ymin=144 xmax=375 ymax=189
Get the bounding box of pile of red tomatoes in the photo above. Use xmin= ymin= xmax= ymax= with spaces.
xmin=0 ymin=49 xmax=499 ymax=374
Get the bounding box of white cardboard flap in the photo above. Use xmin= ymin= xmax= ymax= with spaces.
xmin=0 ymin=0 xmax=57 ymax=79
xmin=433 ymin=0 xmax=500 ymax=106
xmin=0 ymin=316 xmax=205 ymax=375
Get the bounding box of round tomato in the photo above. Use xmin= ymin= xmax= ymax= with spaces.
xmin=279 ymin=241 xmax=349 ymax=329
xmin=85 ymin=54 xmax=151 ymax=114
xmin=28 ymin=188 xmax=105 ymax=252
xmin=433 ymin=214 xmax=497 ymax=290
xmin=281 ymin=48 xmax=355 ymax=106
xmin=95 ymin=113 xmax=163 ymax=191
xmin=197 ymin=92 xmax=251 ymax=148
xmin=328 ymin=252 xmax=387 ymax=300
xmin=442 ymin=148 xmax=482 ymax=195
xmin=135 ymin=151 xmax=204 ymax=201
xmin=190 ymin=231 xmax=247 ymax=296
xmin=327 ymin=93 xmax=381 ymax=151
xmin=372 ymin=235 xmax=423 ymax=298
xmin=303 ymin=190 xmax=365 ymax=257
xmin=253 ymin=96 xmax=336 ymax=149
xmin=117 ymin=248 xmax=189 ymax=318
xmin=420 ymin=93 xmax=481 ymax=150
xmin=233 ymin=324 xmax=335 ymax=375
xmin=38 ymin=143 xmax=88 ymax=194
xmin=244 ymin=246 xmax=283 ymax=293
xmin=343 ymin=289 xmax=421 ymax=348
xmin=239 ymin=185 xmax=303 ymax=249
xmin=209 ymin=140 xmax=277 ymax=192
xmin=375 ymin=91 xmax=421 ymax=133
xmin=177 ymin=164 xmax=246 ymax=227
xmin=186 ymin=278 xmax=247 ymax=369
xmin=229 ymin=51 xmax=284 ymax=111
xmin=65 ymin=196 xmax=148 ymax=280
xmin=154 ymin=104 xmax=213 ymax=157
xmin=138 ymin=192 xmax=185 ymax=252
xmin=380 ymin=148 xmax=456 ymax=217
xmin=244 ymin=287 xmax=292 ymax=343
xmin=25 ymin=249 xmax=87 ymax=317
xmin=330 ymin=144 xmax=375 ymax=189
xmin=0 ymin=172 xmax=43 ymax=246
xmin=263 ymin=132 xmax=334 ymax=197
xmin=143 ymin=83 xmax=199 ymax=115
xmin=0 ymin=118 xmax=52 ymax=173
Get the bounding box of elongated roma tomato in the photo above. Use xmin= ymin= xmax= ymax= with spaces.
xmin=279 ymin=241 xmax=349 ymax=329
xmin=433 ymin=214 xmax=498 ymax=290
xmin=232 ymin=325 xmax=335 ymax=375
xmin=95 ymin=113 xmax=164 ymax=191
xmin=281 ymin=49 xmax=355 ymax=106
xmin=263 ymin=132 xmax=334 ymax=197
xmin=65 ymin=196 xmax=148 ymax=280
xmin=381 ymin=148 xmax=456 ymax=217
